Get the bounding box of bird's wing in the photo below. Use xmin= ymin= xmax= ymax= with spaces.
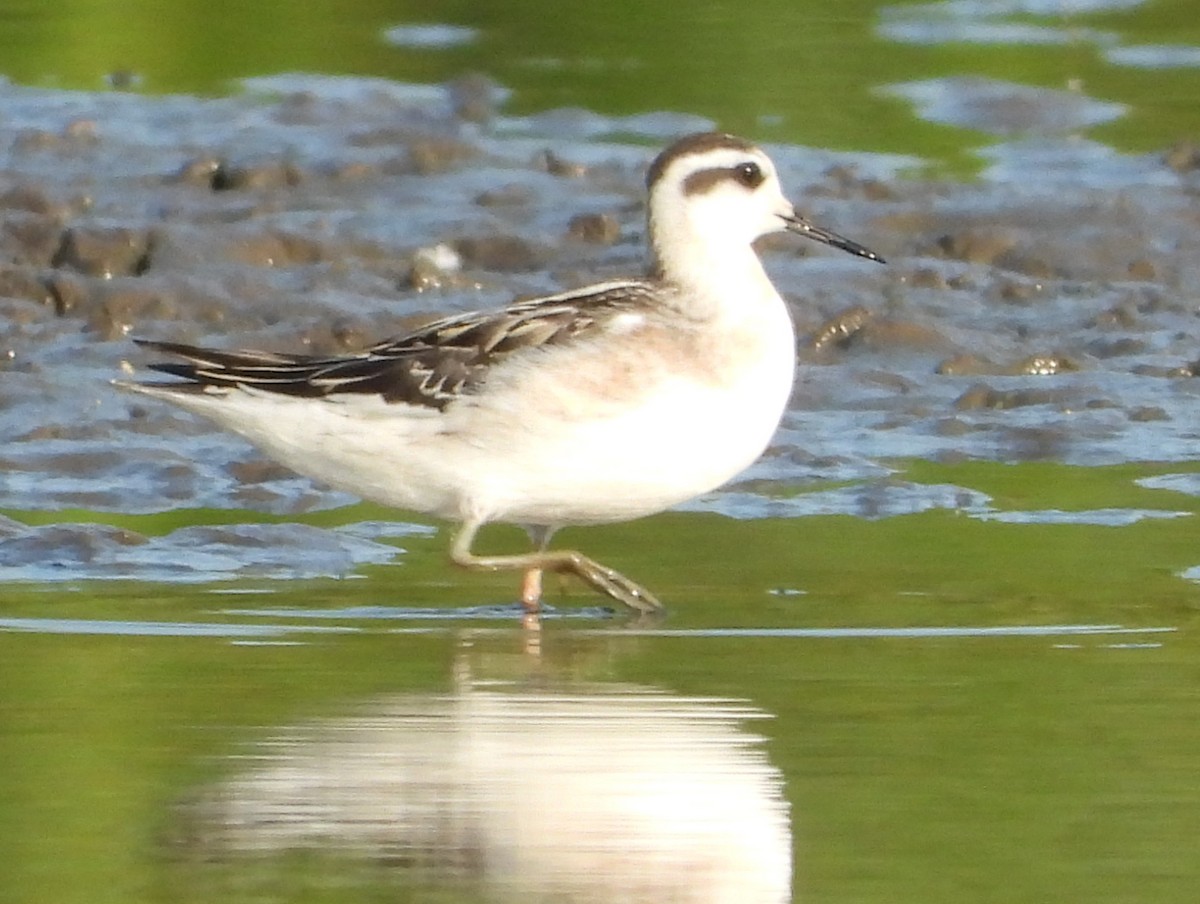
xmin=135 ymin=280 xmax=664 ymax=411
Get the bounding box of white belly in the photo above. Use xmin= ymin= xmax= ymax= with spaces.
xmin=144 ymin=305 xmax=797 ymax=529
xmin=464 ymin=371 xmax=791 ymax=525
xmin=438 ymin=314 xmax=797 ymax=526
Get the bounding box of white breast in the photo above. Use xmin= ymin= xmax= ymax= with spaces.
xmin=447 ymin=302 xmax=798 ymax=526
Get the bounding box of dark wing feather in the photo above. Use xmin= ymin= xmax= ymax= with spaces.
xmin=135 ymin=280 xmax=664 ymax=410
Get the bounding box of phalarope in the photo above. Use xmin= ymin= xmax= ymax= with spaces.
xmin=123 ymin=132 xmax=882 ymax=614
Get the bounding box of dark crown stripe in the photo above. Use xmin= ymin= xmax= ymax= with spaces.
xmin=645 ymin=132 xmax=756 ymax=190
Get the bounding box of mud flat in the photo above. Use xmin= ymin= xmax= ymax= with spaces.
xmin=1 ymin=74 xmax=1198 ymax=581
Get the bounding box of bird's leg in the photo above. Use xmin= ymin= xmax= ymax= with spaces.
xmin=516 ymin=525 xmax=557 ymax=613
xmin=519 ymin=567 xmax=544 ymax=611
xmin=450 ymin=520 xmax=663 ymax=614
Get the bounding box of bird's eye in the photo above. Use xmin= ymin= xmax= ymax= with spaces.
xmin=734 ymin=161 xmax=764 ymax=188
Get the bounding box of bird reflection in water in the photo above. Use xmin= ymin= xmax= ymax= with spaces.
xmin=182 ymin=669 xmax=792 ymax=903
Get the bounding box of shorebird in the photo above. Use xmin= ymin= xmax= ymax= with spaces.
xmin=123 ymin=132 xmax=882 ymax=615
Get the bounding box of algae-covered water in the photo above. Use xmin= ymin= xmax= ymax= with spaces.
xmin=4 ymin=1 xmax=1200 ymax=902
xmin=4 ymin=461 xmax=1199 ymax=903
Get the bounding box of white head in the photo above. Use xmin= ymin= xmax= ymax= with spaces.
xmin=645 ymin=132 xmax=881 ymax=283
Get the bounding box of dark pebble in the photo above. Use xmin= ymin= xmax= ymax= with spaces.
xmin=1164 ymin=141 xmax=1200 ymax=172
xmin=0 ymin=266 xmax=55 ymax=306
xmin=227 ymin=459 xmax=298 ymax=485
xmin=174 ymin=156 xmax=223 ymax=187
xmin=1006 ymin=354 xmax=1078 ymax=376
xmin=934 ymin=229 xmax=1016 ymax=265
xmin=406 ymin=137 xmax=478 ymax=175
xmin=933 ymin=417 xmax=976 ymax=437
xmin=954 ymin=383 xmax=1061 ymax=411
xmin=567 ymin=212 xmax=620 ymax=244
xmin=904 ymin=267 xmax=948 ymax=290
xmin=84 ymin=281 xmax=180 ymax=339
xmin=807 ymin=305 xmax=874 ymax=352
xmin=536 ymin=148 xmax=587 ymax=178
xmin=475 ymin=184 xmax=536 ymax=208
xmin=1128 ymin=406 xmax=1169 ymax=422
xmin=994 ymin=279 xmax=1043 ymax=304
xmin=2 ymin=214 xmax=68 ymax=266
xmin=1127 ymin=259 xmax=1157 ymax=280
xmin=936 ymin=354 xmax=997 ymax=376
xmin=454 ymin=235 xmax=545 ymax=272
xmin=44 ymin=272 xmax=90 ymax=316
xmin=53 ymin=224 xmax=152 ymax=278
xmin=447 ymin=73 xmax=506 ymax=124
xmin=11 ymin=128 xmax=60 ymax=153
xmin=1090 ymin=303 xmax=1138 ymax=329
xmin=862 ymin=318 xmax=949 ymax=352
xmin=0 ymin=184 xmax=67 ymax=218
xmin=1086 ymin=337 xmax=1146 ymax=358
xmin=212 ymin=159 xmax=304 ymax=191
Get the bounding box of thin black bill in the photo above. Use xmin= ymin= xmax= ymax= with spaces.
xmin=781 ymin=213 xmax=884 ymax=263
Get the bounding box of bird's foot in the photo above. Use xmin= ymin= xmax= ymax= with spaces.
xmin=565 ymin=554 xmax=662 ymax=614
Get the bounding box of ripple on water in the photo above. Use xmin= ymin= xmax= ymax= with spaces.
xmin=971 ymin=508 xmax=1192 ymax=526
xmin=0 ymin=616 xmax=1174 ymax=641
xmin=381 ymin=23 xmax=480 ymax=49
xmin=686 ymin=481 xmax=992 ymax=520
xmin=880 ymin=77 xmax=1127 ymax=135
xmin=1136 ymin=473 xmax=1200 ymax=496
xmin=877 ymin=0 xmax=1141 ymax=51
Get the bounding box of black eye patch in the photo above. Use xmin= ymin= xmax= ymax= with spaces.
xmin=682 ymin=160 xmax=767 ymax=196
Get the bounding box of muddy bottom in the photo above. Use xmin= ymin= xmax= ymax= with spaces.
xmin=1 ymin=74 xmax=1199 ymax=581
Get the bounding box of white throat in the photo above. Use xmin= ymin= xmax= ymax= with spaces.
xmin=648 ymin=207 xmax=781 ymax=321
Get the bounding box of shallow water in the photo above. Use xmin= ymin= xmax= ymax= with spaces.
xmin=4 ymin=1 xmax=1200 ymax=902
xmin=5 ymin=468 xmax=1200 ymax=902
xmin=5 ymin=0 xmax=1200 ymax=163
xmin=2 ymin=596 xmax=1197 ymax=904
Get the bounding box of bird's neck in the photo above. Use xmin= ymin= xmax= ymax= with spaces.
xmin=649 ymin=232 xmax=779 ymax=320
